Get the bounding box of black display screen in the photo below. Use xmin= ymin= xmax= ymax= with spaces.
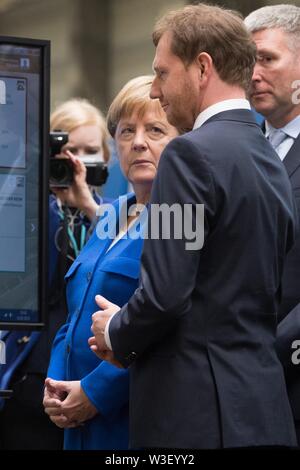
xmin=0 ymin=37 xmax=50 ymax=329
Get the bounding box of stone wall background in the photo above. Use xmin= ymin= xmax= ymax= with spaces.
xmin=0 ymin=0 xmax=298 ymax=112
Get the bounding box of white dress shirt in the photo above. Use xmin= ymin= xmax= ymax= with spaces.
xmin=265 ymin=114 xmax=300 ymax=161
xmin=193 ymin=98 xmax=251 ymax=130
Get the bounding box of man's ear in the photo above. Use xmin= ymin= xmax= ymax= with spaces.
xmin=196 ymin=52 xmax=212 ymax=81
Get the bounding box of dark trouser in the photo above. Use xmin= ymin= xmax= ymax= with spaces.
xmin=0 ymin=372 xmax=63 ymax=450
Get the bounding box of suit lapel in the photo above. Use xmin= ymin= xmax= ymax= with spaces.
xmin=262 ymin=120 xmax=300 ymax=178
xmin=86 ymin=193 xmax=137 ymax=260
xmin=282 ymin=134 xmax=300 ymax=178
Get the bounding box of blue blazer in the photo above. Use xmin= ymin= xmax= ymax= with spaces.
xmin=47 ymin=193 xmax=145 ymax=450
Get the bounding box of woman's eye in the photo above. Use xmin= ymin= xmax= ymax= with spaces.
xmin=149 ymin=126 xmax=165 ymax=136
xmin=121 ymin=128 xmax=134 ymax=135
xmin=65 ymin=147 xmax=78 ymax=155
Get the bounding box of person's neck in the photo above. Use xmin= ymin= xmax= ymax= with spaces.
xmin=197 ymin=81 xmax=246 ymax=118
xmin=132 ymin=183 xmax=151 ymax=207
xmin=122 ymin=184 xmax=150 ymax=231
xmin=266 ymin=106 xmax=300 ymax=129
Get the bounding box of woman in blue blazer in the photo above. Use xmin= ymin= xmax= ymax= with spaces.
xmin=44 ymin=75 xmax=179 ymax=450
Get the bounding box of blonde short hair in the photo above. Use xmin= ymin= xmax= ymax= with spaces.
xmin=50 ymin=98 xmax=110 ymax=162
xmin=107 ymin=75 xmax=166 ymax=138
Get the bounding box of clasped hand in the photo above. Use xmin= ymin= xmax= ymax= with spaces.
xmin=43 ymin=378 xmax=98 ymax=428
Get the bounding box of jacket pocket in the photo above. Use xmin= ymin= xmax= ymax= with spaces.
xmin=99 ymin=257 xmax=140 ymax=280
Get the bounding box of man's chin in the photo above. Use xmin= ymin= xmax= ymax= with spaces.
xmin=165 ymin=111 xmax=177 ymax=127
xmin=250 ymin=98 xmax=274 ymax=118
xmin=166 ymin=111 xmax=191 ymax=130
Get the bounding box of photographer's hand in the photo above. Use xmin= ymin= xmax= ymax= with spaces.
xmin=51 ymin=150 xmax=99 ymax=221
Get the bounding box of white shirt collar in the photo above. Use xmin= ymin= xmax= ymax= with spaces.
xmin=265 ymin=114 xmax=300 ymax=140
xmin=193 ymin=99 xmax=251 ymax=130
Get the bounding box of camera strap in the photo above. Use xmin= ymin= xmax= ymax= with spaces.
xmin=57 ymin=207 xmax=87 ymax=259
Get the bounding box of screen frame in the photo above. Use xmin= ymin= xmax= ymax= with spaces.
xmin=0 ymin=36 xmax=50 ymax=330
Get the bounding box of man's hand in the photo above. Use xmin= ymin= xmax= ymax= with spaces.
xmin=88 ymin=336 xmax=123 ymax=368
xmin=90 ymin=295 xmax=120 ymax=350
xmin=88 ymin=295 xmax=123 ymax=367
xmin=43 ymin=378 xmax=98 ymax=428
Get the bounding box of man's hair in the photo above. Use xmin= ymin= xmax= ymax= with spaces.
xmin=244 ymin=4 xmax=300 ymax=51
xmin=107 ymin=75 xmax=167 ymax=137
xmin=50 ymin=98 xmax=110 ymax=162
xmin=152 ymin=3 xmax=256 ymax=91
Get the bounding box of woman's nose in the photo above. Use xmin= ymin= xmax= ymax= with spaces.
xmin=132 ymin=130 xmax=147 ymax=151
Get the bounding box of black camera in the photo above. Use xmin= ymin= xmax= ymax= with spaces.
xmin=84 ymin=159 xmax=109 ymax=186
xmin=49 ymin=131 xmax=108 ymax=187
xmin=49 ymin=131 xmax=73 ymax=187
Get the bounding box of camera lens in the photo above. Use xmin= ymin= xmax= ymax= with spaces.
xmin=52 ymin=161 xmax=67 ymax=180
xmin=49 ymin=159 xmax=73 ymax=187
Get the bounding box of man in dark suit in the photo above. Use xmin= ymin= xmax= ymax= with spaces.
xmin=89 ymin=4 xmax=297 ymax=449
xmin=245 ymin=4 xmax=300 ymax=445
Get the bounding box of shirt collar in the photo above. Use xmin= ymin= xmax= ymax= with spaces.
xmin=265 ymin=114 xmax=300 ymax=140
xmin=193 ymin=99 xmax=251 ymax=130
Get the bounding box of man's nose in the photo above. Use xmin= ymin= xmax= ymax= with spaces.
xmin=150 ymin=78 xmax=161 ymax=100
xmin=252 ymin=63 xmax=263 ymax=83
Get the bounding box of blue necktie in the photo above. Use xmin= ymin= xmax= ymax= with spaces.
xmin=268 ymin=129 xmax=287 ymax=150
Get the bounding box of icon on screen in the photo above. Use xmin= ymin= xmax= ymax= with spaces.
xmin=20 ymin=57 xmax=30 ymax=69
xmin=17 ymin=80 xmax=25 ymax=91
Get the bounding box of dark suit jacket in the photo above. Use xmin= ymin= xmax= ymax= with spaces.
xmin=110 ymin=109 xmax=297 ymax=449
xmin=277 ymin=133 xmax=300 ymax=320
xmin=275 ymin=132 xmax=300 ymax=422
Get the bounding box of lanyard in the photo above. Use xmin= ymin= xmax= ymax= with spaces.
xmin=58 ymin=209 xmax=86 ymax=258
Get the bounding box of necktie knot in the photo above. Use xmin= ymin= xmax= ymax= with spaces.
xmin=268 ymin=128 xmax=287 ymax=149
